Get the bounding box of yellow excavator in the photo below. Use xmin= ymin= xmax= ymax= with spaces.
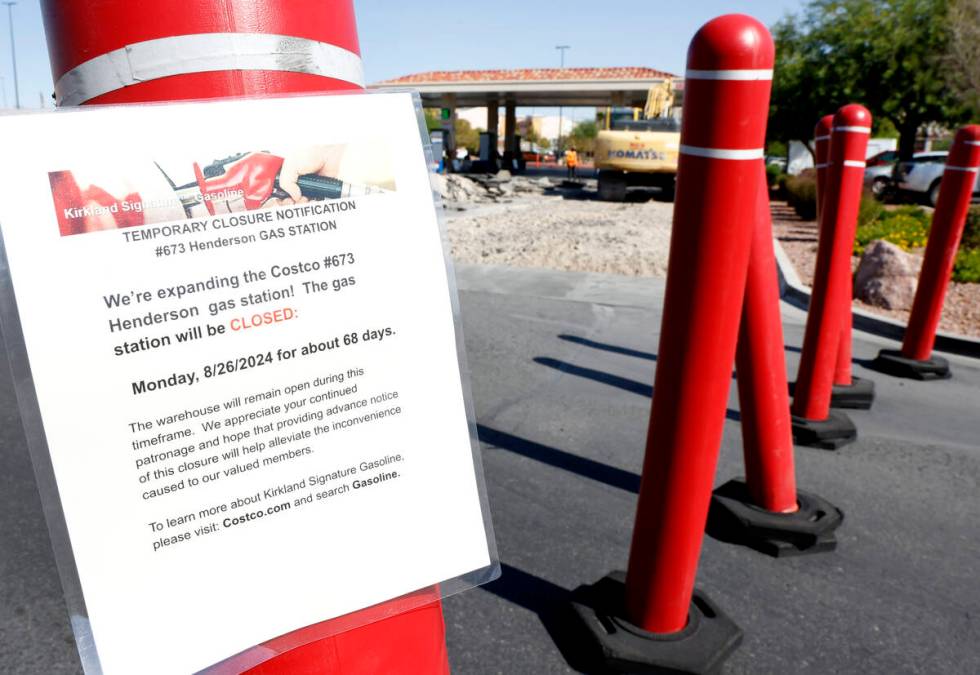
xmin=595 ymin=78 xmax=680 ymax=201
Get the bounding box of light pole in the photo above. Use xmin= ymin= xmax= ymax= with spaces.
xmin=556 ymin=45 xmax=569 ymax=154
xmin=3 ymin=2 xmax=18 ymax=109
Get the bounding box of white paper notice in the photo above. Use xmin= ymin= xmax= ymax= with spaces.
xmin=0 ymin=93 xmax=493 ymax=674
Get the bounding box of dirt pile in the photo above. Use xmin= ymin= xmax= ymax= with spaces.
xmin=445 ymin=195 xmax=675 ymax=277
xmin=431 ymin=173 xmax=552 ymax=205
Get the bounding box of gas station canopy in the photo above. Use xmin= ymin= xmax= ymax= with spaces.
xmin=369 ymin=67 xmax=680 ymax=108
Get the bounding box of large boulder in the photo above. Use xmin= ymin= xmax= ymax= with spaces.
xmin=853 ymin=239 xmax=921 ymax=310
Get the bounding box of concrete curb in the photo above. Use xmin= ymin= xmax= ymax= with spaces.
xmin=772 ymin=238 xmax=980 ymax=359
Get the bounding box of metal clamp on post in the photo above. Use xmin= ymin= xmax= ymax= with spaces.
xmin=567 ymin=15 xmax=773 ymax=673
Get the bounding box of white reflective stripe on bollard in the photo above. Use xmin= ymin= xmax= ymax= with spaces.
xmin=55 ymin=32 xmax=365 ymax=106
xmin=684 ymin=69 xmax=773 ymax=80
xmin=678 ymin=146 xmax=765 ymax=160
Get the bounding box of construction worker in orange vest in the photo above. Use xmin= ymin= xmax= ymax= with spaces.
xmin=565 ymin=147 xmax=579 ymax=179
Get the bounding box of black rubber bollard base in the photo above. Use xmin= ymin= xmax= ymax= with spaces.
xmin=569 ymin=571 xmax=742 ymax=674
xmin=830 ymin=376 xmax=875 ymax=410
xmin=708 ymin=478 xmax=844 ymax=557
xmin=871 ymin=349 xmax=951 ymax=381
xmin=791 ymin=410 xmax=857 ymax=449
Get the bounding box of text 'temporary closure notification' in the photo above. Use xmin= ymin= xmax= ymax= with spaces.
xmin=0 ymin=92 xmax=493 ymax=675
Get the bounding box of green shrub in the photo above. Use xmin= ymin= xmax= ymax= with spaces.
xmin=784 ymin=172 xmax=817 ymax=220
xmin=961 ymin=206 xmax=980 ymax=251
xmin=774 ymin=173 xmax=791 ymax=199
xmin=857 ymin=190 xmax=884 ymax=228
xmin=767 ymin=140 xmax=788 ymax=157
xmin=854 ymin=206 xmax=931 ymax=254
xmin=853 ymin=204 xmax=980 ymax=283
xmin=953 ymin=247 xmax=980 ymax=283
xmin=765 ymin=162 xmax=783 ymax=188
xmin=952 ymin=208 xmax=980 ymax=282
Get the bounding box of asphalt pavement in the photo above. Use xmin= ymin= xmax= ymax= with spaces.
xmin=1 ymin=263 xmax=978 ymax=674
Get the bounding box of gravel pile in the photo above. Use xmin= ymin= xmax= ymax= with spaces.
xmin=770 ymin=201 xmax=980 ymax=338
xmin=445 ymin=192 xmax=675 ymax=277
xmin=431 ymin=174 xmax=490 ymax=202
xmin=432 ymin=172 xmax=552 ymax=204
xmin=443 ymin=188 xmax=979 ymax=339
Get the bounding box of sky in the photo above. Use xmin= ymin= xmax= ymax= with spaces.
xmin=2 ymin=1 xmax=805 ymax=112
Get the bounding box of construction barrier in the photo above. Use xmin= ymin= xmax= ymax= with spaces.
xmin=39 ymin=1 xmax=449 ymax=673
xmin=873 ymin=125 xmax=980 ymax=380
xmin=816 ymin=116 xmax=876 ymax=409
xmin=790 ymin=104 xmax=872 ymax=449
xmin=709 ymin=169 xmax=843 ymax=558
xmin=570 ymin=14 xmax=772 ymax=672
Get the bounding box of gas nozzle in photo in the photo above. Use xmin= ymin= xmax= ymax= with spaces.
xmin=159 ymin=151 xmax=390 ymax=218
xmin=50 ymin=142 xmax=396 ymax=236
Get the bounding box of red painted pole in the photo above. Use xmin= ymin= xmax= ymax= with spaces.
xmin=39 ymin=2 xmax=450 ymax=673
xmin=735 ymin=170 xmax=797 ymax=514
xmin=791 ymin=105 xmax=871 ymax=421
xmin=834 ymin=289 xmax=855 ymax=384
xmin=814 ymin=114 xmax=875 ymax=408
xmin=41 ymin=1 xmax=363 ymax=105
xmin=624 ymin=14 xmax=774 ymax=633
xmin=815 ymin=118 xmax=857 ymax=388
xmin=902 ymin=125 xmax=980 ymax=361
xmin=814 ymin=115 xmax=833 ymax=221
xmin=814 ymin=116 xmax=855 ymax=385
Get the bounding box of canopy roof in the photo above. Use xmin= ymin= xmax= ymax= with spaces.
xmin=370 ymin=67 xmax=681 ymax=107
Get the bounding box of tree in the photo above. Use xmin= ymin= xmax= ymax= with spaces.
xmin=422 ymin=109 xmax=481 ymax=153
xmin=423 ymin=108 xmax=442 ymax=132
xmin=519 ymin=117 xmax=544 ymax=148
xmin=769 ymin=0 xmax=974 ymax=159
xmin=568 ymin=120 xmax=598 ymax=154
xmin=946 ymin=0 xmax=980 ymax=114
xmin=454 ymin=118 xmax=481 ymax=155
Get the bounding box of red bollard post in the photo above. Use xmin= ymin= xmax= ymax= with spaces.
xmin=709 ymin=169 xmax=843 ymax=557
xmin=40 ymin=2 xmax=451 ymax=673
xmin=815 ymin=116 xmax=876 ymax=410
xmin=814 ymin=114 xmax=833 ymax=221
xmin=790 ymin=105 xmax=871 ymax=449
xmin=569 ymin=15 xmax=772 ymax=672
xmin=873 ymin=125 xmax=980 ymax=380
xmin=737 ymin=175 xmax=799 ymax=514
xmin=41 ymin=1 xmax=363 ymax=105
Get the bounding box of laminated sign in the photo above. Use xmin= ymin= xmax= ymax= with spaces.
xmin=0 ymin=92 xmax=497 ymax=674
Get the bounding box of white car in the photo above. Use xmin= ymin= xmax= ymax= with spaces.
xmin=863 ymin=150 xmax=900 ymax=199
xmin=893 ymin=151 xmax=980 ymax=206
